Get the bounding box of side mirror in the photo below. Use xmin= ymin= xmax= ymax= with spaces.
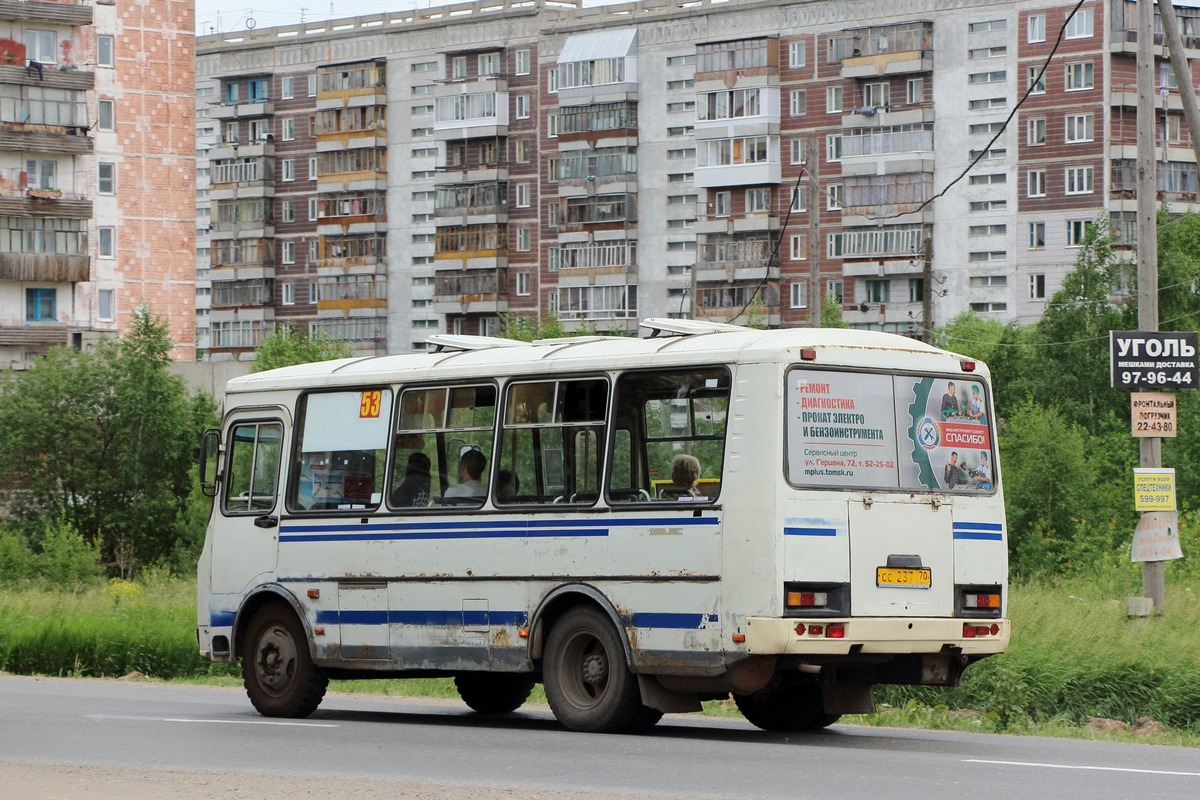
xmin=199 ymin=428 xmax=221 ymax=497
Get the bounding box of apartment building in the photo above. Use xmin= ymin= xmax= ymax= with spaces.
xmin=195 ymin=0 xmax=1186 ymax=358
xmin=0 ymin=0 xmax=195 ymax=368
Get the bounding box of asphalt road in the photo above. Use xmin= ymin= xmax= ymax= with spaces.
xmin=1 ymin=675 xmax=1198 ymax=800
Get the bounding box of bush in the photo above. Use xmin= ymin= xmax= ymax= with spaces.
xmin=35 ymin=517 xmax=103 ymax=589
xmin=0 ymin=528 xmax=33 ymax=582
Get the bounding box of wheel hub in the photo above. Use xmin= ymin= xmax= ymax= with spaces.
xmin=581 ymin=652 xmax=607 ymax=685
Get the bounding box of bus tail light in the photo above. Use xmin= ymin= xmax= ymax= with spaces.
xmin=962 ymin=623 xmax=1000 ymax=638
xmin=963 ymin=592 xmax=1001 ymax=610
xmin=825 ymin=623 xmax=846 ymax=639
xmin=786 ymin=591 xmax=829 ymax=609
xmin=800 ymin=348 xmax=817 ymax=361
xmin=960 ymin=359 xmax=976 ymax=372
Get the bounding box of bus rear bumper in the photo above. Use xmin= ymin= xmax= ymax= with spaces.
xmin=743 ymin=616 xmax=1009 ymax=657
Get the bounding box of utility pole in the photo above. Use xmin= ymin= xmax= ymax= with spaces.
xmin=807 ymin=138 xmax=821 ymax=327
xmin=1137 ymin=0 xmax=1165 ymax=609
xmin=921 ymin=235 xmax=933 ymax=342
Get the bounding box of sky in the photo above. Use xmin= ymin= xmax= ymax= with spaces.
xmin=195 ymin=0 xmax=446 ymax=36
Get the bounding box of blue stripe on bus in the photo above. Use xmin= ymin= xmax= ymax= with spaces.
xmin=953 ymin=521 xmax=1004 ymax=541
xmin=784 ymin=526 xmax=838 ymax=537
xmin=209 ymin=611 xmax=236 ymax=627
xmin=312 ymin=609 xmax=709 ymax=629
xmin=279 ymin=515 xmax=720 ymax=543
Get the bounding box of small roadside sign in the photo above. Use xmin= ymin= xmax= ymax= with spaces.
xmin=1131 ymin=511 xmax=1184 ymax=562
xmin=1133 ymin=468 xmax=1176 ymax=512
xmin=1130 ymin=392 xmax=1177 ymax=437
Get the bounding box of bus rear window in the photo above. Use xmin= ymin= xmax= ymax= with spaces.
xmin=785 ymin=369 xmax=994 ymax=493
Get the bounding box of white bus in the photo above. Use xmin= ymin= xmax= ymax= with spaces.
xmin=197 ymin=319 xmax=1009 ymax=733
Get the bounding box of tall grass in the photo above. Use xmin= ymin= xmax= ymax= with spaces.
xmin=2 ymin=567 xmax=1199 ymax=737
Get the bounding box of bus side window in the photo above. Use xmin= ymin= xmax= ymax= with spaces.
xmin=288 ymin=389 xmax=392 ymax=512
xmin=225 ymin=421 xmax=282 ymax=513
xmin=608 ymin=368 xmax=729 ymax=504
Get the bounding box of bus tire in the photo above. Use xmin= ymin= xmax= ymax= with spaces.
xmin=543 ymin=605 xmax=650 ymax=733
xmin=454 ymin=673 xmax=536 ymax=714
xmin=734 ymin=682 xmax=837 ymax=732
xmin=241 ymin=603 xmax=328 ymax=718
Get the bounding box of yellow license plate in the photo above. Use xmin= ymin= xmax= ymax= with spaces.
xmin=876 ymin=566 xmax=931 ymax=588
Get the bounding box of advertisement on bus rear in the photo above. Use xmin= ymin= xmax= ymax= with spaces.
xmin=786 ymin=369 xmax=994 ymax=493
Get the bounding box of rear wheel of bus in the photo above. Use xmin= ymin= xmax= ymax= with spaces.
xmin=543 ymin=605 xmax=662 ymax=733
xmin=454 ymin=673 xmax=536 ymax=714
xmin=241 ymin=603 xmax=328 ymax=718
xmin=733 ymin=681 xmax=841 ymax=732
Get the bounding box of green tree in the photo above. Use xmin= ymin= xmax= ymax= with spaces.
xmin=819 ymin=292 xmax=849 ymax=329
xmin=0 ymin=304 xmax=215 ymax=576
xmin=253 ymin=326 xmax=353 ymax=372
xmin=500 ymin=312 xmax=569 ymax=342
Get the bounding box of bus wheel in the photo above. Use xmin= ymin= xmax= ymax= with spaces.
xmin=454 ymin=673 xmax=536 ymax=714
xmin=543 ymin=606 xmax=654 ymax=733
xmin=241 ymin=604 xmax=328 ymax=718
xmin=734 ymin=682 xmax=839 ymax=732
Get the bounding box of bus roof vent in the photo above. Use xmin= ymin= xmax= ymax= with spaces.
xmin=639 ymin=318 xmax=748 ymax=338
xmin=425 ymin=334 xmax=526 ymax=353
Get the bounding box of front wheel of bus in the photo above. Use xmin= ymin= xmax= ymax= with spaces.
xmin=454 ymin=673 xmax=536 ymax=714
xmin=733 ymin=682 xmax=840 ymax=732
xmin=241 ymin=604 xmax=328 ymax=718
xmin=543 ymin=606 xmax=657 ymax=733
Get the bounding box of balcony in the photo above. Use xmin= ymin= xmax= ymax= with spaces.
xmin=434 ymin=181 xmax=508 ymax=221
xmin=549 ymin=240 xmax=636 ymax=274
xmin=0 ymin=63 xmax=94 ymax=91
xmin=0 ymin=0 xmax=93 ymax=25
xmin=557 ymin=101 xmax=638 ymax=143
xmin=435 ymin=223 xmax=507 ymax=265
xmin=316 ymin=62 xmax=387 ymax=109
xmin=314 ymin=234 xmax=386 ymax=270
xmin=206 ymin=139 xmax=274 ymax=161
xmin=316 ymin=276 xmax=387 ymax=313
xmin=834 ymin=22 xmax=934 ymax=77
xmin=0 ymin=320 xmax=72 ymax=349
xmin=0 ymin=169 xmax=92 ymax=218
xmin=210 ymin=99 xmax=274 ymax=120
xmin=560 ymin=194 xmax=635 ymax=233
xmin=211 ymin=278 xmax=273 ymax=309
xmin=433 ymin=89 xmax=508 ymax=140
xmin=695 ymin=235 xmax=776 ymax=283
xmin=0 ymin=252 xmax=89 ymax=282
xmin=692 ymin=280 xmax=779 ymax=326
xmin=432 ymin=268 xmax=507 ymax=314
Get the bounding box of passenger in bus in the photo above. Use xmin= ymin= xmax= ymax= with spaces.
xmin=496 ymin=469 xmax=519 ymax=500
xmin=663 ymin=454 xmax=705 ymax=499
xmin=392 ymin=452 xmax=432 ymax=507
xmin=444 ymin=449 xmax=487 ymax=498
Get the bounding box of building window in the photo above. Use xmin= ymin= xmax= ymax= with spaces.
xmin=790 ymin=281 xmax=808 ymax=309
xmin=1066 ymin=61 xmax=1094 ymax=91
xmin=968 ymin=250 xmax=1006 ymax=263
xmin=451 ymin=56 xmax=468 ymax=79
xmin=281 ymin=76 xmax=294 ymax=99
xmin=1065 ymin=8 xmax=1094 ymax=39
xmin=309 ymin=198 xmax=318 ymax=221
xmin=968 ymin=70 xmax=1007 ymax=85
xmin=547 ymin=113 xmax=559 ymax=137
xmin=747 ymin=187 xmax=771 ymax=214
xmin=282 ymin=283 xmax=295 ymax=305
xmin=969 ymin=97 xmax=1006 ymax=111
xmin=864 ymin=279 xmax=889 ymax=303
xmin=969 ymin=173 xmax=1006 ymax=185
xmin=1065 ymin=113 xmax=1094 ymax=143
xmin=1028 ymin=222 xmax=1046 ymax=249
xmin=790 ymin=186 xmax=806 ymax=212
xmin=1029 ymin=273 xmax=1047 ymax=300
xmin=789 ymin=89 xmax=807 ymax=117
xmin=969 ymin=19 xmax=1007 ymax=33
xmin=515 ymin=139 xmax=532 ymax=163
xmin=515 ymin=183 xmax=531 ymax=208
xmin=906 ymin=78 xmax=924 ymax=105
xmin=25 ymin=29 xmax=56 ymax=64
xmin=412 ymin=60 xmax=437 ymax=73
xmin=516 ymin=227 xmax=531 ymax=252
xmin=1166 ymin=115 xmax=1184 ymax=144
xmin=863 ymin=82 xmax=889 ymax=108
xmin=281 ymin=159 xmax=295 ymax=182
xmin=827 ymin=279 xmax=844 ymax=303
xmin=1066 ymin=219 xmax=1092 ymax=246
xmin=515 ymin=94 xmax=530 ymax=120
xmin=98 ymin=162 xmax=116 ymax=194
xmin=790 ymin=139 xmax=808 ymax=165
xmin=248 ymin=119 xmax=269 ymax=141
xmin=1028 ymin=14 xmax=1046 ymax=43
xmin=1065 ymin=165 xmax=1094 ymax=195
xmin=307 ymin=74 xmax=317 ymax=96
xmin=789 ymin=40 xmax=807 ymax=68
xmin=98 ymin=99 xmax=115 ymax=131
xmin=516 ymin=271 xmax=531 ymax=296
xmin=547 ymin=67 xmax=558 ymax=93
xmin=1027 ymin=66 xmax=1046 ymax=95
xmin=478 ymin=52 xmax=501 ymax=77
xmin=1027 ymin=169 xmax=1046 ymax=198
xmin=969 ymin=46 xmax=1007 ymax=60
xmin=97 ymin=289 xmax=114 ymax=322
xmin=515 ymin=49 xmax=531 ymax=75
xmin=969 ymin=302 xmax=1007 ymax=313
xmin=25 ymin=288 xmax=55 ymax=322
xmin=826 ymin=86 xmax=843 ymax=114
xmin=826 ymin=134 xmax=843 ymax=162
xmin=969 ymin=199 xmax=1007 ymax=212
xmin=827 ymin=184 xmax=843 ymax=210
xmin=280 ymin=200 xmax=295 ymax=222
xmin=789 ymin=233 xmax=807 ymax=260
xmin=98 ymin=226 xmax=115 ymax=257
xmin=281 ymin=118 xmax=295 ymax=141
xmin=281 ymin=241 xmax=296 ymax=264
xmin=908 ymin=278 xmax=925 ymax=303
xmin=1027 ymin=117 xmax=1046 ymax=145
xmin=713 ymin=191 xmax=731 ymax=216
xmin=98 ymin=35 xmax=115 ymax=67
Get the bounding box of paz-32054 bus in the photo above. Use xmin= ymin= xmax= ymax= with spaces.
xmin=196 ymin=319 xmax=1008 ymax=733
